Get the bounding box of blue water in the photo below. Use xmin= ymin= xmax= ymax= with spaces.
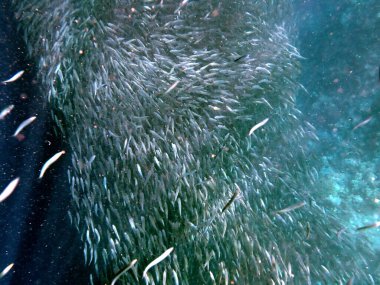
xmin=295 ymin=0 xmax=380 ymax=251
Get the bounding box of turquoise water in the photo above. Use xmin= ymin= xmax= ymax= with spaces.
xmin=296 ymin=0 xmax=380 ymax=251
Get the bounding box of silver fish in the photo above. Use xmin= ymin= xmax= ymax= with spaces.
xmin=172 ymin=269 xmax=179 ymax=285
xmin=110 ymin=259 xmax=137 ymax=285
xmin=142 ymin=247 xmax=174 ymax=280
xmin=1 ymin=70 xmax=25 ymax=84
xmin=248 ymin=118 xmax=269 ymax=136
xmin=165 ymin=80 xmax=180 ymax=94
xmin=39 ymin=151 xmax=65 ymax=179
xmin=353 ymin=116 xmax=372 ymax=130
xmin=274 ymin=201 xmax=306 ymax=215
xmin=0 ymin=105 xmax=14 ymax=120
xmin=0 ymin=263 xmax=14 ymax=278
xmin=0 ymin=177 xmax=20 ymax=203
xmin=13 ymin=116 xmax=37 ymax=136
xmin=163 ymin=270 xmax=167 ymax=285
xmin=336 ymin=227 xmax=346 ymax=239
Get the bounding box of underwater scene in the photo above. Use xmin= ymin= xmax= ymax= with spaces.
xmin=0 ymin=0 xmax=379 ymax=284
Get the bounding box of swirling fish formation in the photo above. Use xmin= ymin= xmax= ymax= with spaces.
xmin=11 ymin=0 xmax=376 ymax=284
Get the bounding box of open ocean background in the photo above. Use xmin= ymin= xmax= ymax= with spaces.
xmin=0 ymin=0 xmax=379 ymax=284
xmin=295 ymin=0 xmax=380 ymax=252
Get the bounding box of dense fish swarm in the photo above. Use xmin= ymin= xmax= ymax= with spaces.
xmin=12 ymin=0 xmax=377 ymax=284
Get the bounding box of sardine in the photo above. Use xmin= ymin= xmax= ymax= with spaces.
xmin=39 ymin=151 xmax=65 ymax=179
xmin=0 ymin=177 xmax=20 ymax=203
xmin=274 ymin=201 xmax=306 ymax=215
xmin=110 ymin=259 xmax=137 ymax=285
xmin=0 ymin=105 xmax=14 ymax=120
xmin=142 ymin=247 xmax=174 ymax=280
xmin=172 ymin=269 xmax=179 ymax=285
xmin=248 ymin=118 xmax=269 ymax=136
xmin=165 ymin=80 xmax=180 ymax=94
xmin=356 ymin=221 xmax=380 ymax=231
xmin=222 ymin=186 xmax=241 ymax=213
xmin=1 ymin=70 xmax=24 ymax=84
xmin=353 ymin=116 xmax=372 ymax=130
xmin=0 ymin=263 xmax=14 ymax=278
xmin=13 ymin=116 xmax=37 ymax=136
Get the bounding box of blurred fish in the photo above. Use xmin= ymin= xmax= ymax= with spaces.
xmin=175 ymin=0 xmax=189 ymax=13
xmin=0 ymin=105 xmax=14 ymax=120
xmin=163 ymin=270 xmax=167 ymax=285
xmin=0 ymin=177 xmax=20 ymax=203
xmin=13 ymin=116 xmax=36 ymax=136
xmin=165 ymin=80 xmax=180 ymax=94
xmin=336 ymin=227 xmax=346 ymax=239
xmin=1 ymin=70 xmax=24 ymax=84
xmin=172 ymin=270 xmax=179 ymax=285
xmin=356 ymin=221 xmax=380 ymax=231
xmin=346 ymin=276 xmax=354 ymax=285
xmin=234 ymin=55 xmax=247 ymax=62
xmin=0 ymin=263 xmax=14 ymax=278
xmin=221 ymin=186 xmax=241 ymax=213
xmin=353 ymin=116 xmax=372 ymax=130
xmin=209 ymin=271 xmax=216 ymax=284
xmin=110 ymin=259 xmax=137 ymax=285
xmin=274 ymin=201 xmax=306 ymax=215
xmin=306 ymin=222 xmax=311 ymax=239
xmin=142 ymin=247 xmax=174 ymax=280
xmin=248 ymin=118 xmax=269 ymax=136
xmin=39 ymin=150 xmax=65 ymax=179
xmin=255 ymin=66 xmax=271 ymax=75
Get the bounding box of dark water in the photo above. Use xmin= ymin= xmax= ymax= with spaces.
xmin=0 ymin=0 xmax=379 ymax=284
xmin=0 ymin=1 xmax=89 ymax=284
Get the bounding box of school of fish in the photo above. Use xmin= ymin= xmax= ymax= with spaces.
xmin=9 ymin=0 xmax=378 ymax=284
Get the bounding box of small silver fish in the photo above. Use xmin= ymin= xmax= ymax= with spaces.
xmin=110 ymin=259 xmax=137 ymax=285
xmin=336 ymin=227 xmax=346 ymax=239
xmin=165 ymin=80 xmax=180 ymax=94
xmin=255 ymin=66 xmax=271 ymax=75
xmin=39 ymin=151 xmax=65 ymax=179
xmin=274 ymin=201 xmax=306 ymax=215
xmin=175 ymin=0 xmax=189 ymax=13
xmin=248 ymin=118 xmax=269 ymax=136
xmin=0 ymin=177 xmax=20 ymax=203
xmin=0 ymin=105 xmax=14 ymax=120
xmin=0 ymin=263 xmax=14 ymax=278
xmin=1 ymin=70 xmax=25 ymax=84
xmin=353 ymin=116 xmax=372 ymax=130
xmin=163 ymin=270 xmax=167 ymax=285
xmin=172 ymin=269 xmax=179 ymax=285
xmin=142 ymin=247 xmax=174 ymax=280
xmin=209 ymin=271 xmax=216 ymax=283
xmin=321 ymin=265 xmax=330 ymax=275
xmin=13 ymin=116 xmax=37 ymax=136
